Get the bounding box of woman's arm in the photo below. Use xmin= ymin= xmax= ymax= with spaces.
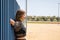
xmin=10 ymin=19 xmax=21 ymax=31
xmin=10 ymin=19 xmax=26 ymax=33
xmin=10 ymin=19 xmax=15 ymax=26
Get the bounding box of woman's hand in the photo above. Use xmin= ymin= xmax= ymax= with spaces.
xmin=10 ymin=19 xmax=15 ymax=26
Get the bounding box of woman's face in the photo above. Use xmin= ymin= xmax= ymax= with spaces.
xmin=21 ymin=14 xmax=26 ymax=21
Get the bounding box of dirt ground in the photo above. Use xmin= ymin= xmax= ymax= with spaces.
xmin=26 ymin=23 xmax=60 ymax=40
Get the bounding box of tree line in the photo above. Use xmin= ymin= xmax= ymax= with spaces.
xmin=27 ymin=16 xmax=60 ymax=22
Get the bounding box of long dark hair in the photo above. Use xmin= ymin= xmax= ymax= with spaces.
xmin=15 ymin=10 xmax=25 ymax=21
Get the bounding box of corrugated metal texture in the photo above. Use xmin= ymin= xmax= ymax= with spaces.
xmin=1 ymin=0 xmax=20 ymax=40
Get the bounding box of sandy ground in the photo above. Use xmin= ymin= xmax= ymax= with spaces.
xmin=26 ymin=23 xmax=60 ymax=40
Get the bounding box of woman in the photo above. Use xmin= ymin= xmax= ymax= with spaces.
xmin=10 ymin=10 xmax=26 ymax=40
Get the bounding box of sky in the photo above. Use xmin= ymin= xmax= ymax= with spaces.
xmin=16 ymin=0 xmax=60 ymax=17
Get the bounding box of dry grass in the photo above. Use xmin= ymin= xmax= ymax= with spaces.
xmin=26 ymin=23 xmax=60 ymax=40
xmin=27 ymin=21 xmax=60 ymax=24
